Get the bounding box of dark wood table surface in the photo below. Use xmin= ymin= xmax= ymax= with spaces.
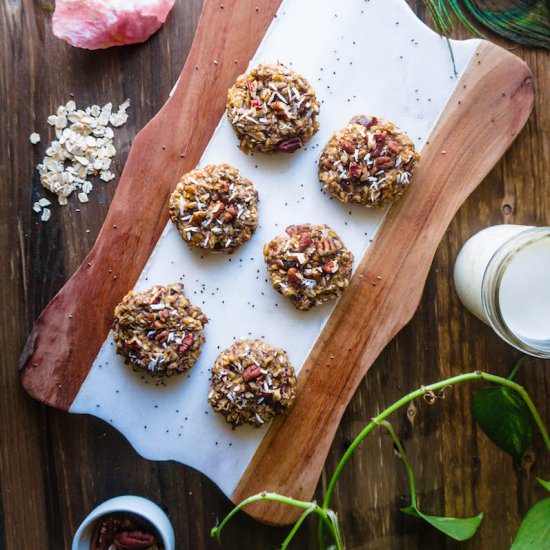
xmin=1 ymin=1 xmax=549 ymax=548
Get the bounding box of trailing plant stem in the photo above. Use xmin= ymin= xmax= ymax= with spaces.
xmin=378 ymin=420 xmax=417 ymax=508
xmin=323 ymin=371 xmax=550 ymax=512
xmin=507 ymin=356 xmax=527 ymax=381
xmin=214 ymin=370 xmax=549 ymax=549
xmin=211 ymin=492 xmax=343 ymax=550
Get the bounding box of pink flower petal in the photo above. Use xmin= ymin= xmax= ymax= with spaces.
xmin=52 ymin=0 xmax=176 ymax=50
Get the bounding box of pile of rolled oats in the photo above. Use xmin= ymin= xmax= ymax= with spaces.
xmin=31 ymin=98 xmax=130 ymax=221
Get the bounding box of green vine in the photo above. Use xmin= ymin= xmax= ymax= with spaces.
xmin=211 ymin=369 xmax=549 ymax=549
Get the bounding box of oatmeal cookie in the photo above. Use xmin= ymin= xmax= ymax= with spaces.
xmin=208 ymin=339 xmax=297 ymax=427
xmin=263 ymin=224 xmax=354 ymax=311
xmin=319 ymin=115 xmax=419 ymax=207
xmin=169 ymin=163 xmax=258 ymax=252
xmin=226 ymin=63 xmax=320 ymax=154
xmin=112 ymin=283 xmax=207 ymax=378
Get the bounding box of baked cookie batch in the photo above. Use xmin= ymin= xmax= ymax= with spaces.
xmin=113 ymin=62 xmax=420 ymax=427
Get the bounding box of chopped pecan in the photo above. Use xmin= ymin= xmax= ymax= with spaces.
xmin=179 ymin=333 xmax=194 ymax=353
xmin=298 ymin=232 xmax=313 ymax=251
xmin=387 ymin=140 xmax=401 ymax=154
xmin=349 ymin=162 xmax=362 ymax=178
xmin=375 ymin=156 xmax=395 ymax=169
xmin=128 ymin=339 xmax=141 ymax=351
xmin=243 ymin=365 xmax=262 ymax=382
xmin=114 ymin=530 xmax=156 ymax=550
xmin=340 ymin=140 xmax=355 ymax=154
xmin=210 ymin=201 xmax=225 ymax=218
xmin=316 ymin=237 xmax=339 ymax=255
xmin=351 ymin=114 xmax=377 ymax=128
xmin=371 ymin=134 xmax=386 ymax=157
xmin=155 ymin=330 xmax=169 ymax=343
xmin=287 ymin=267 xmax=303 ymax=286
xmin=278 ymin=137 xmax=302 ymax=153
xmin=286 ymin=224 xmax=310 ymax=236
xmin=224 ymin=203 xmax=238 ymax=221
xmin=272 ymin=101 xmax=290 ymax=119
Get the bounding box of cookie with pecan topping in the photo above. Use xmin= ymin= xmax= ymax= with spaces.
xmin=208 ymin=339 xmax=297 ymax=427
xmin=112 ymin=283 xmax=207 ymax=378
xmin=319 ymin=115 xmax=419 ymax=207
xmin=169 ymin=163 xmax=258 ymax=252
xmin=263 ymin=224 xmax=354 ymax=311
xmin=226 ymin=63 xmax=320 ymax=154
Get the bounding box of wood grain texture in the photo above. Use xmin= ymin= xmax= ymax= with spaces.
xmin=232 ymin=40 xmax=534 ymax=524
xmin=18 ymin=0 xmax=282 ymax=411
xmin=1 ymin=1 xmax=549 ymax=548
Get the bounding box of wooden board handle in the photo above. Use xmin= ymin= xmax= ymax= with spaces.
xmin=19 ymin=0 xmax=283 ymax=410
xmin=231 ymin=41 xmax=534 ymax=525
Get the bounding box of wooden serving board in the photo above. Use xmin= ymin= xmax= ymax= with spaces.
xmin=20 ymin=0 xmax=533 ymax=526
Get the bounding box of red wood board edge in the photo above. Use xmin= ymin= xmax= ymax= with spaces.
xmin=19 ymin=0 xmax=283 ymax=409
xmin=231 ymin=41 xmax=534 ymax=525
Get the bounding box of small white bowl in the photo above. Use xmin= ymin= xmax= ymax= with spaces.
xmin=72 ymin=495 xmax=175 ymax=550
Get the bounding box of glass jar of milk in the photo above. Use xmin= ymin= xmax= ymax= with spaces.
xmin=454 ymin=225 xmax=550 ymax=358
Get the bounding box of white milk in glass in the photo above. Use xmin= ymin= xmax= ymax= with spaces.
xmin=498 ymin=236 xmax=550 ymax=344
xmin=454 ymin=225 xmax=550 ymax=357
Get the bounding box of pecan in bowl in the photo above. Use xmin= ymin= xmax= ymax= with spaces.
xmin=90 ymin=512 xmax=163 ymax=550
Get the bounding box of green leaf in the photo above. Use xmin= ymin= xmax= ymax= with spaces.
xmin=473 ymin=386 xmax=533 ymax=460
xmin=402 ymin=505 xmax=483 ymax=541
xmin=537 ymin=478 xmax=550 ymax=492
xmin=511 ymin=499 xmax=550 ymax=549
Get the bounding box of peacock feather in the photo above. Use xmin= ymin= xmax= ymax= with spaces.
xmin=424 ymin=0 xmax=550 ymax=49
